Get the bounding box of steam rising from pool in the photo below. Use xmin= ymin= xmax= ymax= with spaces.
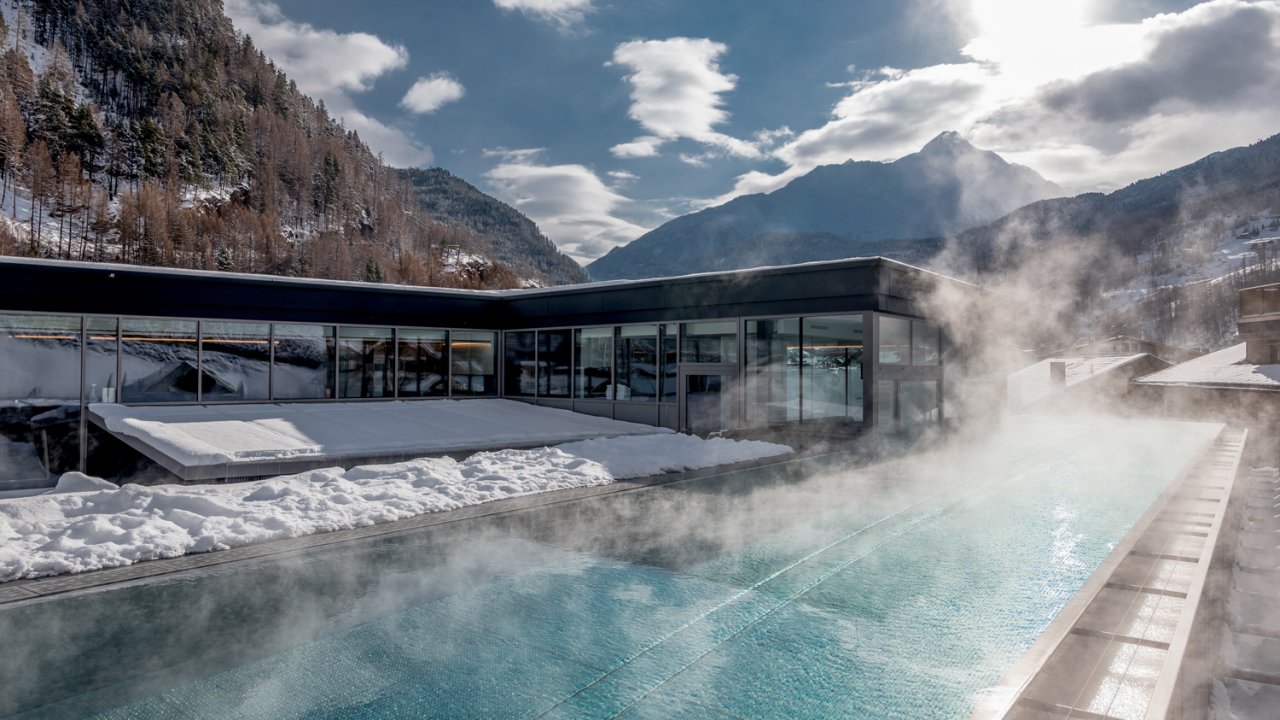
xmin=0 ymin=414 xmax=1222 ymax=719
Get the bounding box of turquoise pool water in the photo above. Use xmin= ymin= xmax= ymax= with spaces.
xmin=1 ymin=418 xmax=1222 ymax=719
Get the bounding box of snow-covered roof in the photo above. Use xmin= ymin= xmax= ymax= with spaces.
xmin=1134 ymin=343 xmax=1280 ymax=391
xmin=1007 ymin=354 xmax=1147 ymax=408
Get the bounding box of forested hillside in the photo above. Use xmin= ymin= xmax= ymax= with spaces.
xmin=0 ymin=0 xmax=578 ymax=288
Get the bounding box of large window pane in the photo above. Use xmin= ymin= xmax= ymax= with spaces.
xmin=272 ymin=324 xmax=335 ymax=400
xmin=575 ymin=328 xmax=612 ymax=399
xmin=682 ymin=321 xmax=737 ymax=363
xmin=398 ymin=329 xmax=448 ymax=398
xmin=504 ymin=331 xmax=537 ymax=397
xmin=121 ymin=318 xmax=198 ymax=402
xmin=451 ymin=331 xmax=496 ymax=396
xmin=0 ymin=314 xmax=82 ymax=486
xmin=615 ymin=325 xmax=657 ymax=402
xmin=803 ymin=315 xmax=864 ymax=421
xmin=539 ymin=329 xmax=572 ymax=398
xmin=878 ymin=316 xmax=911 ymax=365
xmin=900 ymin=380 xmax=941 ymax=428
xmin=201 ymin=321 xmax=270 ymax=401
xmin=84 ymin=317 xmax=118 ymax=403
xmin=659 ymin=324 xmax=678 ymax=402
xmin=339 ymin=326 xmax=394 ymax=398
xmin=746 ymin=318 xmax=800 ymax=425
xmin=876 ymin=380 xmax=896 ymax=430
xmin=912 ymin=321 xmax=941 ymax=366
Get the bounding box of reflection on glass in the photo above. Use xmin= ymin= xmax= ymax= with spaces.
xmin=504 ymin=331 xmax=536 ymax=397
xmin=451 ymin=331 xmax=496 ymax=396
xmin=682 ymin=321 xmax=737 ymax=363
xmin=876 ymin=380 xmax=896 ymax=430
xmin=398 ymin=329 xmax=448 ymax=398
xmin=339 ymin=326 xmax=394 ymax=398
xmin=539 ymin=329 xmax=572 ymax=398
xmin=201 ymin=321 xmax=270 ymax=401
xmin=272 ymin=324 xmax=335 ymax=400
xmin=803 ymin=315 xmax=863 ymax=421
xmin=0 ymin=314 xmax=82 ymax=485
xmin=84 ymin=317 xmax=118 ymax=403
xmin=900 ymin=380 xmax=940 ymax=428
xmin=879 ymin=316 xmax=911 ymax=365
xmin=659 ymin=324 xmax=678 ymax=402
xmin=746 ymin=318 xmax=799 ymax=425
xmin=121 ymin=318 xmax=199 ymax=402
xmin=912 ymin=321 xmax=941 ymax=366
xmin=614 ymin=326 xmax=657 ymax=402
xmin=575 ymin=328 xmax=612 ymax=399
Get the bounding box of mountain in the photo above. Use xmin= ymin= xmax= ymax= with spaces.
xmin=0 ymin=0 xmax=565 ymax=289
xmin=936 ymin=131 xmax=1280 ymax=352
xmin=949 ymin=131 xmax=1280 ymax=274
xmin=399 ymin=168 xmax=586 ymax=286
xmin=585 ymin=132 xmax=1062 ymax=280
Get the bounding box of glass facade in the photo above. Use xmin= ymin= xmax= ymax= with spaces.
xmin=338 ymin=327 xmax=395 ymax=399
xmin=504 ymin=331 xmax=537 ymax=397
xmin=659 ymin=324 xmax=678 ymax=402
xmin=273 ymin=324 xmax=336 ymax=400
xmin=575 ymin=328 xmax=612 ymax=399
xmin=0 ymin=315 xmax=82 ymax=486
xmin=450 ymin=331 xmax=496 ymax=396
xmin=120 ymin=318 xmax=199 ymax=402
xmin=900 ymin=380 xmax=941 ymax=428
xmin=682 ymin=321 xmax=737 ymax=364
xmin=879 ymin=316 xmax=911 ymax=365
xmin=201 ymin=321 xmax=271 ymax=401
xmin=398 ymin=329 xmax=448 ymax=398
xmin=802 ymin=316 xmax=864 ymax=421
xmin=746 ymin=318 xmax=800 ymax=424
xmin=84 ymin=317 xmax=119 ymax=403
xmin=615 ymin=326 xmax=658 ymax=402
xmin=0 ymin=298 xmax=938 ymax=487
xmin=876 ymin=380 xmax=897 ymax=429
xmin=539 ymin=330 xmax=572 ymax=398
xmin=912 ymin=321 xmax=941 ymax=366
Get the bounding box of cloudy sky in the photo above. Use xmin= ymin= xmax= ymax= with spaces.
xmin=225 ymin=0 xmax=1280 ymax=263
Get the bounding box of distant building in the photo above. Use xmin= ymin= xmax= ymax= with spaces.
xmin=1008 ymin=354 xmax=1171 ymax=411
xmin=1133 ymin=281 xmax=1280 ymax=460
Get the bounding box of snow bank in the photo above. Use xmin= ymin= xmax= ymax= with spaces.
xmin=0 ymin=434 xmax=791 ymax=582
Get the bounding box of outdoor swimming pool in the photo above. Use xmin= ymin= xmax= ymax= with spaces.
xmin=0 ymin=417 xmax=1223 ymax=719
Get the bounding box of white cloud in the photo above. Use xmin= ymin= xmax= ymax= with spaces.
xmin=225 ymin=0 xmax=433 ymax=167
xmin=713 ymin=0 xmax=1280 ymax=203
xmin=493 ymin=0 xmax=593 ymax=30
xmin=610 ymin=135 xmax=664 ymax=159
xmin=609 ymin=37 xmax=763 ymax=160
xmin=607 ymin=170 xmax=639 ymax=182
xmin=401 ymin=73 xmax=466 ymax=114
xmin=485 ymin=160 xmax=650 ymax=262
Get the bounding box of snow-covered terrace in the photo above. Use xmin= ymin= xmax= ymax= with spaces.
xmin=91 ymin=399 xmax=677 ymax=481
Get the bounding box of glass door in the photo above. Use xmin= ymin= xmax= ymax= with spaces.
xmin=678 ymin=363 xmax=738 ymax=434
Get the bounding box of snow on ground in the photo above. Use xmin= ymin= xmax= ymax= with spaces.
xmin=0 ymin=433 xmax=792 ymax=582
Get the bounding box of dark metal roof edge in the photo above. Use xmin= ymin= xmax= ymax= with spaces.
xmin=0 ymin=255 xmax=985 ymax=300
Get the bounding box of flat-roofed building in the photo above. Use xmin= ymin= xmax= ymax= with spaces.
xmin=0 ymin=256 xmax=983 ymax=488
